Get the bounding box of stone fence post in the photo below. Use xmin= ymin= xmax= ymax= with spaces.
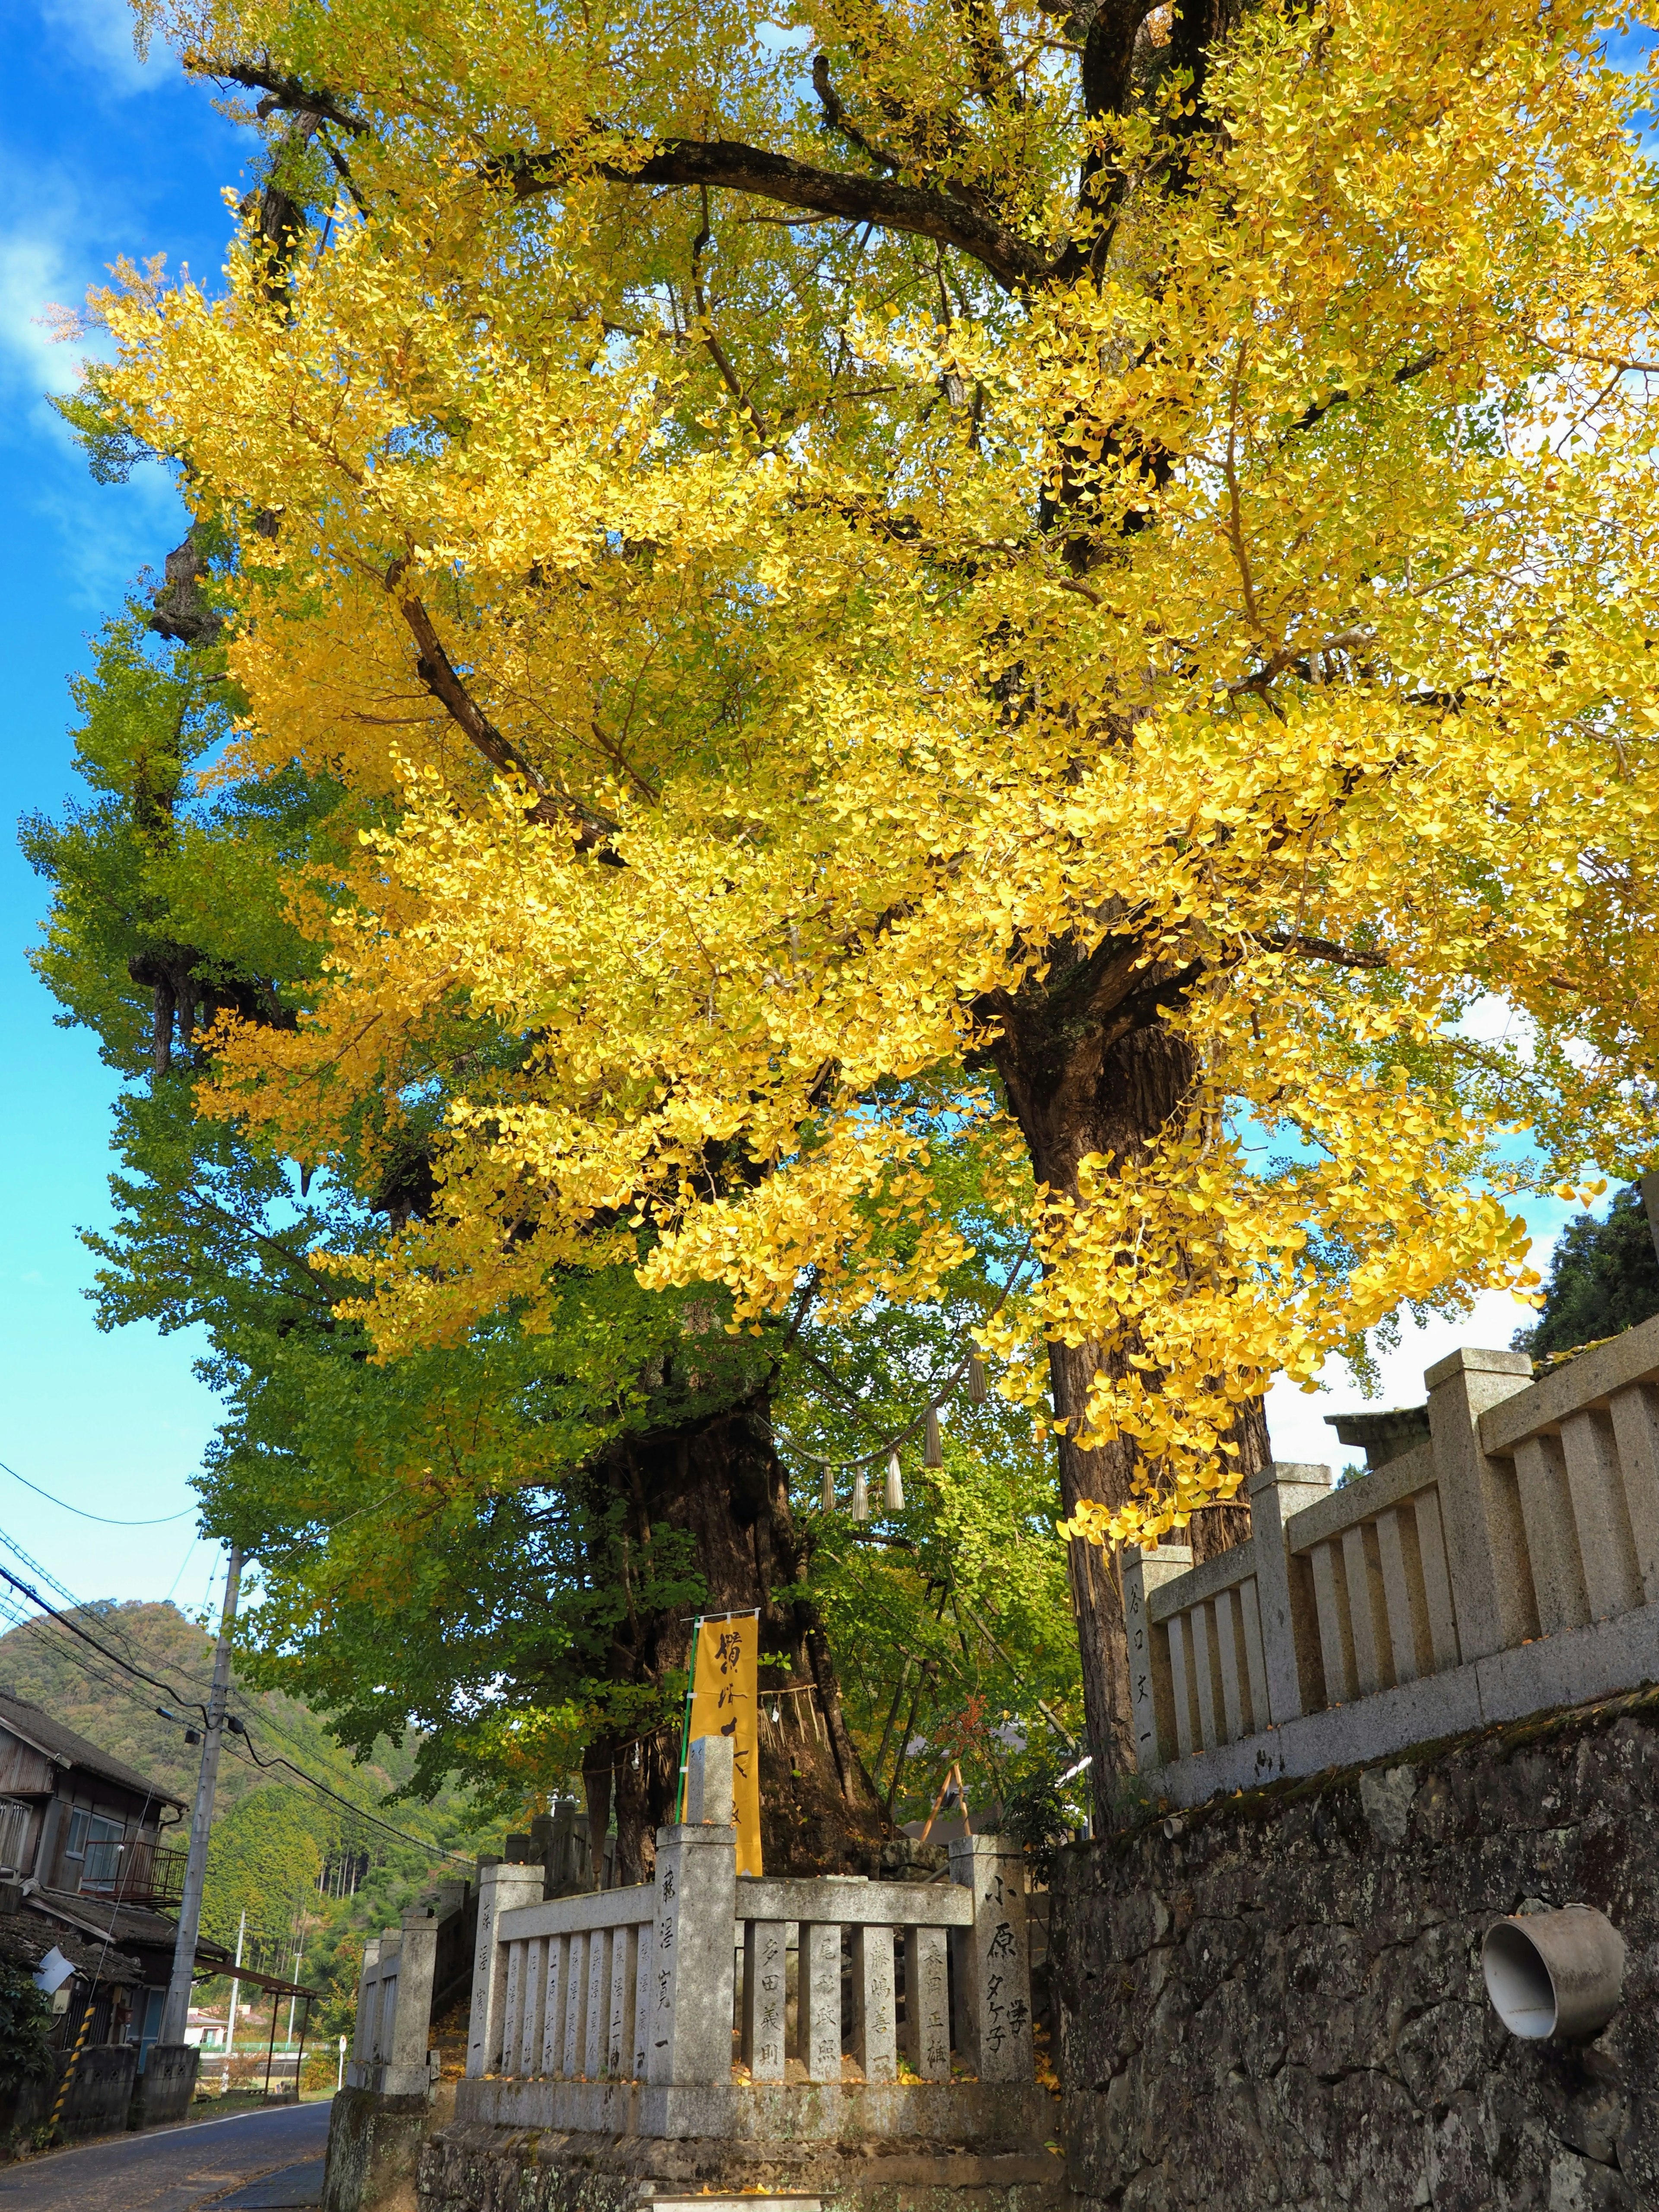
xmin=381 ymin=1908 xmax=440 ymax=2097
xmin=947 ymin=1833 xmax=1031 ymax=2083
xmin=1426 ymin=1346 xmax=1535 ymax=1659
xmin=1124 ymin=1544 xmax=1192 ymax=1769
xmin=645 ymin=1735 xmax=737 ymax=2086
xmin=466 ymin=1859 xmax=544 ymax=2078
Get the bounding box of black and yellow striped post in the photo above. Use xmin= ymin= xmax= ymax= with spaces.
xmin=44 ymin=1980 xmax=97 ymax=2145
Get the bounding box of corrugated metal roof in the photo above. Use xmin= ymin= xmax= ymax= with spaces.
xmin=0 ymin=1691 xmax=186 ymax=1809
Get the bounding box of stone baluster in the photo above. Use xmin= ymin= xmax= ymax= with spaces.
xmin=466 ymin=1859 xmax=544 ymax=2078
xmin=607 ymin=1925 xmax=639 ymax=2077
xmin=742 ymin=1919 xmax=788 ymax=2081
xmin=798 ymin=1921 xmax=842 ymax=2082
xmin=645 ymin=1734 xmax=738 ymax=2086
xmin=348 ymin=1937 xmax=381 ymax=2088
xmin=540 ymin=1935 xmax=569 ymax=2075
xmin=852 ymin=1926 xmax=897 ymax=2082
xmin=948 ymin=1834 xmax=1031 ymax=2083
xmin=902 ymin=1925 xmax=951 ymax=2081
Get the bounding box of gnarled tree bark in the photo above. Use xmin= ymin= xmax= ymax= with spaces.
xmin=582 ymin=1392 xmax=887 ymax=1883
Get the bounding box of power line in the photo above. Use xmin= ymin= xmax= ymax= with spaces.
xmin=0 ymin=1557 xmax=203 ymax=1713
xmin=0 ymin=1455 xmax=197 ymax=1528
xmin=0 ymin=1542 xmax=470 ymax=1868
xmin=221 ymin=1730 xmax=473 ymax=1864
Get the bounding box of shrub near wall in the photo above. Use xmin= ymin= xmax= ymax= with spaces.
xmin=1052 ymin=1691 xmax=1659 ymax=2209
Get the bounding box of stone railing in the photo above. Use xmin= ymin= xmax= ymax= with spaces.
xmin=458 ymin=1737 xmax=1047 ymax=2146
xmin=1131 ymin=1315 xmax=1659 ymax=1805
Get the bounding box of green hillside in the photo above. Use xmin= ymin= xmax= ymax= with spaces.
xmin=0 ymin=1601 xmax=496 ymax=2022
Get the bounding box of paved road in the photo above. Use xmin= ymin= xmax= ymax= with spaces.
xmin=0 ymin=2098 xmax=331 ymax=2212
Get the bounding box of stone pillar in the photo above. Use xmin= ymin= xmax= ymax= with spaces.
xmin=741 ymin=1920 xmax=788 ymax=2080
xmin=948 ymin=1834 xmax=1031 ymax=2084
xmin=465 ymin=1860 xmax=543 ymax=2078
xmin=645 ymin=1736 xmax=738 ymax=2085
xmin=851 ymin=1925 xmax=897 ymax=2083
xmin=1248 ymin=1462 xmax=1334 ymax=1723
xmin=902 ymin=1926 xmax=950 ymax=2081
xmin=798 ymin=1922 xmax=842 ymax=2082
xmin=607 ymin=1924 xmax=639 ymax=2077
xmin=1426 ymin=1346 xmax=1535 ymax=1659
xmin=1123 ymin=1543 xmax=1192 ymax=1768
xmin=348 ymin=1938 xmax=381 ymax=2088
xmin=382 ymin=1910 xmax=440 ymax=2096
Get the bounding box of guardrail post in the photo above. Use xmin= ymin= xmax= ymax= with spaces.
xmin=645 ymin=1735 xmax=738 ymax=2086
xmin=466 ymin=1860 xmax=544 ymax=2078
xmin=1248 ymin=1462 xmax=1334 ymax=1723
xmin=948 ymin=1833 xmax=1031 ymax=2083
xmin=1426 ymin=1347 xmax=1535 ymax=1658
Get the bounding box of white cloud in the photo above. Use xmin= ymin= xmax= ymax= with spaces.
xmin=1265 ymin=1192 xmax=1599 ymax=1468
xmin=0 ymin=187 xmax=184 ymax=606
xmin=0 ymin=224 xmax=97 ymax=400
xmin=34 ymin=0 xmax=159 ymax=96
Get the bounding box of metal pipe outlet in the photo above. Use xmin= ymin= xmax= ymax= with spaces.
xmin=1481 ymin=1906 xmax=1626 ymax=2041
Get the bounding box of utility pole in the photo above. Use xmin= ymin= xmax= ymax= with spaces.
xmin=160 ymin=1545 xmax=242 ymax=2046
xmin=222 ymin=1909 xmax=246 ymax=2092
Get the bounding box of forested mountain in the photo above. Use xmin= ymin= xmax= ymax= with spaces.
xmin=0 ymin=1600 xmax=493 ymax=2019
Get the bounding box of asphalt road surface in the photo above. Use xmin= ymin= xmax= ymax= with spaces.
xmin=0 ymin=2097 xmax=331 ymax=2212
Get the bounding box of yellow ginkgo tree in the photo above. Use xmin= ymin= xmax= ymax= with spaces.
xmin=95 ymin=0 xmax=1659 ymax=1782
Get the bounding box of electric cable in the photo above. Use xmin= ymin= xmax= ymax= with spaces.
xmin=219 ymin=1729 xmax=473 ymax=1863
xmin=0 ymin=1539 xmax=470 ymax=1867
xmin=0 ymin=1455 xmax=197 ymax=1527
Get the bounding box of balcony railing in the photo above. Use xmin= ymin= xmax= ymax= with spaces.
xmin=80 ymin=1837 xmax=188 ymax=1909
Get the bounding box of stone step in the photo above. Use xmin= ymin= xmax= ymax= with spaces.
xmin=638 ymin=2198 xmax=821 ymax=2212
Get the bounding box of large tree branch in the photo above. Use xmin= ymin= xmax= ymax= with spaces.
xmin=493 ymin=137 xmax=1046 ymax=290
xmin=810 ymin=54 xmax=903 ymax=172
xmin=197 ymin=57 xmax=369 ymax=135
xmin=1286 ymin=348 xmax=1442 ymax=439
xmin=392 ymin=585 xmax=623 ymax=860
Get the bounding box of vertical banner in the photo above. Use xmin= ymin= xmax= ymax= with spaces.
xmin=687 ymin=1609 xmax=763 ymax=1875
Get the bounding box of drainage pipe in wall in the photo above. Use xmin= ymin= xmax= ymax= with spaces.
xmin=1481 ymin=1906 xmax=1625 ymax=2041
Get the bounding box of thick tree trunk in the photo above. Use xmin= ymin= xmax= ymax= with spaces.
xmin=988 ymin=948 xmax=1258 ymax=1819
xmin=582 ymin=1392 xmax=887 ymax=1883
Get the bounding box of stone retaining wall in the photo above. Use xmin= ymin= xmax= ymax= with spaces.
xmin=1053 ymin=1687 xmax=1659 ymax=2209
xmin=418 ymin=2121 xmax=1066 ymax=2212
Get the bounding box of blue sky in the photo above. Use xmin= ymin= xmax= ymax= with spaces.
xmin=0 ymin=0 xmax=244 ymax=1615
xmin=0 ymin=0 xmax=1624 ymax=1615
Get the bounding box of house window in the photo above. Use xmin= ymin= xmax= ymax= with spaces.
xmin=64 ymin=1807 xmax=91 ymax=1860
xmin=0 ymin=1800 xmax=29 ymax=1873
xmin=76 ymin=1816 xmax=128 ymax=1890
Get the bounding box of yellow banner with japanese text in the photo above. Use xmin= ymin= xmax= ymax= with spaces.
xmin=688 ymin=1610 xmax=762 ymax=1876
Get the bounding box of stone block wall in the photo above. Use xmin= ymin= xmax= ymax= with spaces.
xmin=1053 ymin=1687 xmax=1659 ymax=2209
xmin=129 ymin=2043 xmax=200 ymax=2129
